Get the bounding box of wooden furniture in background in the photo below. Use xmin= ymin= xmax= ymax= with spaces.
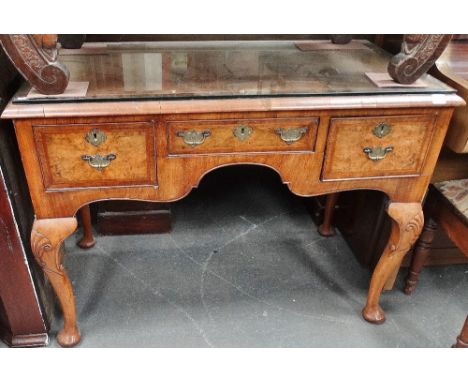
xmin=0 ymin=48 xmax=48 ymax=347
xmin=1 ymin=40 xmax=463 ymax=347
xmin=453 ymin=316 xmax=468 ymax=348
xmin=0 ymin=136 xmax=48 ymax=346
xmin=96 ymin=201 xmax=172 ymax=236
xmin=404 ymin=181 xmax=468 ymax=294
xmin=432 ymin=40 xmax=468 ymax=153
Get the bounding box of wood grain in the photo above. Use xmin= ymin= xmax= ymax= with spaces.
xmin=167 ymin=117 xmax=318 ymax=155
xmin=8 ymin=103 xmax=459 ymax=346
xmin=32 ymin=121 xmax=156 ymax=189
xmin=363 ymin=202 xmax=424 ymax=324
xmin=322 ymin=114 xmax=437 ymax=180
xmin=11 ymin=107 xmax=455 ymax=220
xmin=31 ymin=217 xmax=79 ymax=347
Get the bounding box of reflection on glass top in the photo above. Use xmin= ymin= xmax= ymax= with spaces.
xmin=13 ymin=40 xmax=454 ymax=103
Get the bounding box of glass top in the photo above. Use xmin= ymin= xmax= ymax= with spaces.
xmin=12 ymin=40 xmax=455 ymax=104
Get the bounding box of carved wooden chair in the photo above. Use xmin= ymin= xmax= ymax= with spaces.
xmin=404 ymin=180 xmax=468 ymax=294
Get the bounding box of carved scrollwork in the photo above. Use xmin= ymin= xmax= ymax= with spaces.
xmin=0 ymin=34 xmax=69 ymax=94
xmin=388 ymin=34 xmax=452 ymax=84
xmin=388 ymin=207 xmax=424 ymax=257
xmin=31 ymin=229 xmax=65 ymax=276
xmin=30 ymin=218 xmax=80 ymax=347
xmin=30 ymin=218 xmax=77 ymax=278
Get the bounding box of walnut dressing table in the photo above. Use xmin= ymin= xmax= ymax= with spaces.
xmin=1 ymin=40 xmax=464 ymax=347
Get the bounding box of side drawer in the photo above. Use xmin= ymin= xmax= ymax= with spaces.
xmin=167 ymin=117 xmax=319 ymax=155
xmin=33 ymin=121 xmax=156 ymax=190
xmin=322 ymin=114 xmax=436 ymax=180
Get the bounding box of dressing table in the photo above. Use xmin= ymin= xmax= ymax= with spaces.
xmin=1 ymin=38 xmax=464 ymax=347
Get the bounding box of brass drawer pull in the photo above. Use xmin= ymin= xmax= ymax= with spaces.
xmin=176 ymin=130 xmax=211 ymax=147
xmin=81 ymin=153 xmax=117 ymax=170
xmin=363 ymin=146 xmax=394 ymax=161
xmin=373 ymin=122 xmax=392 ymax=138
xmin=275 ymin=127 xmax=308 ymax=144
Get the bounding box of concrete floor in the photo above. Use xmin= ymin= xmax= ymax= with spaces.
xmin=32 ymin=167 xmax=468 ymax=346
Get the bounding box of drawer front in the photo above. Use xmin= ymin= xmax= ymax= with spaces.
xmin=167 ymin=117 xmax=319 ymax=155
xmin=322 ymin=114 xmax=436 ymax=180
xmin=34 ymin=122 xmax=156 ymax=189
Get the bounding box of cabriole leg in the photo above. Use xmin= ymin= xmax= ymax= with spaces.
xmin=31 ymin=217 xmax=79 ymax=347
xmin=363 ymin=202 xmax=424 ymax=324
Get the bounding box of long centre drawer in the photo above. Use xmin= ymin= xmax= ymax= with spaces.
xmin=167 ymin=117 xmax=319 ymax=155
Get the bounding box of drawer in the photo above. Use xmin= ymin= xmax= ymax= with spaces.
xmin=33 ymin=122 xmax=156 ymax=189
xmin=167 ymin=117 xmax=319 ymax=155
xmin=322 ymin=114 xmax=436 ymax=180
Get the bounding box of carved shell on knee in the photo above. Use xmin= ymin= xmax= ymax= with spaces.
xmin=31 ymin=229 xmax=65 ymax=276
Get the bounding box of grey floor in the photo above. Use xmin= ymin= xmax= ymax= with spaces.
xmin=42 ymin=167 xmax=468 ymax=347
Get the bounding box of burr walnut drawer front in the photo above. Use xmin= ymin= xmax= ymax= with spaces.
xmin=167 ymin=117 xmax=319 ymax=155
xmin=322 ymin=114 xmax=437 ymax=180
xmin=33 ymin=122 xmax=156 ymax=190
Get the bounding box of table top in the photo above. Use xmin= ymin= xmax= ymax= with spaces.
xmin=4 ymin=40 xmax=464 ymax=119
xmin=13 ymin=40 xmax=455 ymax=103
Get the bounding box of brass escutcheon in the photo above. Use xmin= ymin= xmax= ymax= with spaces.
xmin=81 ymin=153 xmax=116 ymax=170
xmin=233 ymin=125 xmax=253 ymax=141
xmin=373 ymin=122 xmax=392 ymax=138
xmin=85 ymin=128 xmax=107 ymax=147
xmin=176 ymin=130 xmax=211 ymax=147
xmin=363 ymin=146 xmax=394 ymax=161
xmin=275 ymin=127 xmax=308 ymax=144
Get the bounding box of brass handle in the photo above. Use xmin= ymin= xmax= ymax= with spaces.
xmin=363 ymin=146 xmax=394 ymax=161
xmin=81 ymin=153 xmax=117 ymax=170
xmin=176 ymin=130 xmax=211 ymax=147
xmin=275 ymin=127 xmax=308 ymax=144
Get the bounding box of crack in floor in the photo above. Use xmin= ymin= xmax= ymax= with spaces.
xmin=94 ymin=245 xmax=214 ymax=347
xmin=169 ymin=213 xmax=350 ymax=325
